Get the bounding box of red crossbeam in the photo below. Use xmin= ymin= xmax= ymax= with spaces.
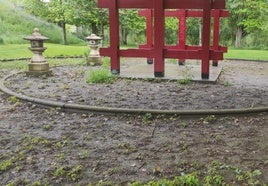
xmin=98 ymin=0 xmax=226 ymax=9
xmin=100 ymin=48 xmax=224 ymax=60
xmin=139 ymin=9 xmax=229 ymax=17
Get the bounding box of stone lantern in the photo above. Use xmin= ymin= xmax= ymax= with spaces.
xmin=24 ymin=28 xmax=52 ymax=76
xmin=85 ymin=34 xmax=102 ymax=65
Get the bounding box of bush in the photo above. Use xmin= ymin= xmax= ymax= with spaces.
xmin=86 ymin=68 xmax=115 ymax=84
xmin=0 ymin=37 xmax=4 ymax=44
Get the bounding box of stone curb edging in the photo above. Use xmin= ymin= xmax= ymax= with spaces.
xmin=0 ymin=71 xmax=267 ymax=116
xmin=0 ymin=56 xmax=83 ymax=62
xmin=1 ymin=58 xmax=268 ymax=63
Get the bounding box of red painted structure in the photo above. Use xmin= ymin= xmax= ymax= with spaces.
xmin=98 ymin=0 xmax=229 ymax=79
xmin=138 ymin=9 xmax=229 ymax=66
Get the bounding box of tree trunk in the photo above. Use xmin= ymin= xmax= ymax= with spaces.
xmin=235 ymin=26 xmax=243 ymax=48
xmin=199 ymin=20 xmax=202 ymax=46
xmin=120 ymin=27 xmax=127 ymax=45
xmin=91 ymin=23 xmax=98 ymax=35
xmin=101 ymin=23 xmax=105 ymax=46
xmin=61 ymin=21 xmax=67 ymax=45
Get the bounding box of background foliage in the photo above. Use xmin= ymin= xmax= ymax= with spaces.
xmin=0 ymin=0 xmax=83 ymax=44
xmin=2 ymin=0 xmax=268 ymax=49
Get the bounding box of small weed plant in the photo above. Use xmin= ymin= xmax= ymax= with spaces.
xmin=131 ymin=173 xmax=201 ymax=186
xmin=0 ymin=159 xmax=13 ymax=171
xmin=178 ymin=65 xmax=193 ymax=85
xmin=86 ymin=68 xmax=116 ymax=84
xmin=53 ymin=164 xmax=83 ymax=182
xmin=129 ymin=161 xmax=265 ymax=186
xmin=7 ymin=96 xmax=21 ymax=106
xmin=223 ymin=80 xmax=232 ymax=87
xmin=141 ymin=113 xmax=153 ymax=124
xmin=203 ymin=115 xmax=217 ymax=124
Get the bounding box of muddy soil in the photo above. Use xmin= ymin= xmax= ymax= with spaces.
xmin=0 ymin=60 xmax=267 ymax=185
xmin=4 ymin=60 xmax=268 ymax=110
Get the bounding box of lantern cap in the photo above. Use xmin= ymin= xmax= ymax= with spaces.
xmin=85 ymin=34 xmax=102 ymax=41
xmin=24 ymin=28 xmax=49 ymax=41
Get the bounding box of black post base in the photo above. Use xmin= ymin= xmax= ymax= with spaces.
xmin=179 ymin=61 xmax=185 ymax=66
xmin=212 ymin=61 xmax=218 ymax=67
xmin=201 ymin=73 xmax=209 ymax=79
xmin=154 ymin=72 xmax=165 ymax=77
xmin=147 ymin=59 xmax=154 ymax=64
xmin=111 ymin=69 xmax=120 ymax=75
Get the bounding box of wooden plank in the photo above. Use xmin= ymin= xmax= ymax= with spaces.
xmin=160 ymin=10 xmax=229 ymax=18
xmin=102 ymin=48 xmax=224 ymax=60
xmin=99 ymin=0 xmax=226 ymax=9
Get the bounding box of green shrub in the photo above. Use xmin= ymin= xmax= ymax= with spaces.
xmin=86 ymin=68 xmax=115 ymax=84
xmin=0 ymin=37 xmax=4 ymax=44
xmin=131 ymin=173 xmax=201 ymax=186
xmin=0 ymin=0 xmax=83 ymax=44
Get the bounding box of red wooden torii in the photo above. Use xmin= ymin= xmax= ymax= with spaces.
xmin=98 ymin=0 xmax=228 ymax=79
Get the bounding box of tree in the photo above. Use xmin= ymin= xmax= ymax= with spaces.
xmin=21 ymin=0 xmax=108 ymax=44
xmin=21 ymin=0 xmax=49 ymax=18
xmin=67 ymin=0 xmax=108 ymax=38
xmin=119 ymin=9 xmax=145 ymax=45
xmin=227 ymin=0 xmax=268 ymax=47
xmin=22 ymin=0 xmax=70 ymax=44
xmin=46 ymin=0 xmax=70 ymax=45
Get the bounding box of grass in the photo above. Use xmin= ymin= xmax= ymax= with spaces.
xmin=44 ymin=44 xmax=87 ymax=58
xmin=224 ymin=48 xmax=268 ymax=61
xmin=0 ymin=58 xmax=85 ymax=71
xmin=0 ymin=44 xmax=267 ymax=61
xmin=86 ymin=68 xmax=116 ymax=84
xmin=0 ymin=44 xmax=87 ymax=60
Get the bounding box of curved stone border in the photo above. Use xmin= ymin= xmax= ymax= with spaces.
xmin=0 ymin=71 xmax=267 ymax=115
xmin=1 ymin=57 xmax=268 ymax=63
xmin=0 ymin=56 xmax=83 ymax=62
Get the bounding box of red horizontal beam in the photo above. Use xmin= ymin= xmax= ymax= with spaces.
xmin=98 ymin=0 xmax=153 ymax=9
xmin=100 ymin=48 xmax=224 ymax=60
xmin=100 ymin=48 xmax=155 ymax=58
xmin=165 ymin=10 xmax=229 ymax=17
xmin=120 ymin=49 xmax=155 ymax=58
xmin=164 ymin=49 xmax=202 ymax=59
xmin=138 ymin=44 xmax=152 ymax=48
xmin=139 ymin=45 xmax=228 ymax=53
xmin=98 ymin=0 xmax=226 ymax=9
xmin=164 ymin=49 xmax=223 ymax=60
xmin=185 ymin=46 xmax=227 ymax=53
xmin=139 ymin=9 xmax=229 ymax=18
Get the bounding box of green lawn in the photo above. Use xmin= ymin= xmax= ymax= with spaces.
xmin=0 ymin=44 xmax=88 ymax=60
xmin=0 ymin=44 xmax=267 ymax=61
xmin=224 ymin=49 xmax=268 ymax=61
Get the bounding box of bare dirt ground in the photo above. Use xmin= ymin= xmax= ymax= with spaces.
xmin=0 ymin=60 xmax=268 ymax=185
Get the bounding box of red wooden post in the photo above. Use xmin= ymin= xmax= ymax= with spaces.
xmin=139 ymin=9 xmax=154 ymax=64
xmin=212 ymin=9 xmax=220 ymax=67
xmin=178 ymin=10 xmax=187 ymax=65
xmin=201 ymin=0 xmax=212 ymax=79
xmin=153 ymin=0 xmax=165 ymax=77
xmin=147 ymin=9 xmax=154 ymax=64
xmin=109 ymin=0 xmax=120 ymax=74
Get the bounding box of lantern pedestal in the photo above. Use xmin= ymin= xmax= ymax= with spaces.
xmin=88 ymin=56 xmax=102 ymax=66
xmin=85 ymin=34 xmax=102 ymax=66
xmin=26 ymin=63 xmax=52 ymax=76
xmin=24 ymin=28 xmax=52 ymax=76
